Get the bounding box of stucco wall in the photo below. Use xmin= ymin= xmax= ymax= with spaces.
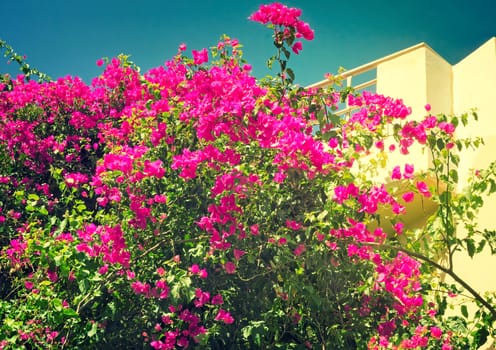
xmin=375 ymin=38 xmax=496 ymax=349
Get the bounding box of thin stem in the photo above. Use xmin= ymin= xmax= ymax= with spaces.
xmin=430 ymin=145 xmax=453 ymax=270
xmin=445 ymin=149 xmax=455 ymax=270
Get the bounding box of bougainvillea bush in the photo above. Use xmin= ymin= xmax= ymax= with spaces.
xmin=1 ymin=3 xmax=495 ymax=349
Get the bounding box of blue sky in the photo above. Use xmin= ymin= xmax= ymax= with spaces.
xmin=1 ymin=0 xmax=495 ymax=86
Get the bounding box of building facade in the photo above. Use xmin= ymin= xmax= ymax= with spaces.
xmin=311 ymin=37 xmax=496 ymax=348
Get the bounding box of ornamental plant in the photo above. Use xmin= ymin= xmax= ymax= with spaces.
xmin=1 ymin=3 xmax=495 ymax=349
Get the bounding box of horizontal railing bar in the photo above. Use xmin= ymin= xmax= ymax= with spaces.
xmin=335 ymin=106 xmax=358 ymax=116
xmin=307 ymin=42 xmax=427 ymax=89
xmin=353 ymin=78 xmax=377 ymax=91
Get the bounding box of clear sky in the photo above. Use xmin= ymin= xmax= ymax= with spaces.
xmin=1 ymin=0 xmax=495 ymax=86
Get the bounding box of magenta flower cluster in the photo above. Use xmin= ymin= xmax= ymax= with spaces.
xmin=249 ymin=2 xmax=314 ymax=40
xmin=0 ymin=2 xmax=466 ymax=349
xmin=249 ymin=2 xmax=314 ymax=54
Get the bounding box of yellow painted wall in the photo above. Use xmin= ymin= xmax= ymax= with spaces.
xmin=451 ymin=39 xmax=496 ymax=331
xmin=364 ymin=38 xmax=496 ymax=348
xmin=313 ymin=37 xmax=496 ymax=347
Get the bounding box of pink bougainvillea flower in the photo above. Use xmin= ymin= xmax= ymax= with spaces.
xmin=189 ymin=264 xmax=200 ymax=274
xmin=153 ymin=194 xmax=167 ymax=203
xmin=430 ymin=326 xmax=442 ymax=339
xmin=392 ymin=202 xmax=405 ymax=215
xmin=188 ymin=264 xmax=208 ymax=278
xmin=64 ymin=172 xmax=89 ymax=188
xmin=192 ymin=48 xmax=208 ymax=65
xmin=393 ymin=222 xmax=404 ymax=235
xmin=194 ymin=288 xmax=210 ymax=307
xmin=404 ymin=163 xmax=414 ymax=179
xmin=131 ymin=281 xmax=151 ymax=296
xmin=211 ymin=294 xmax=224 ymax=305
xmin=402 ymin=191 xmax=415 ymax=203
xmin=250 ymin=224 xmax=260 ymax=235
xmin=416 ymin=181 xmax=431 ymax=198
xmin=215 ymin=309 xmax=234 ymax=324
xmin=233 ymin=249 xmax=246 ymax=260
xmin=328 ymin=138 xmax=339 ymax=149
xmin=293 ymin=243 xmax=306 ymax=256
xmin=249 ymin=2 xmax=302 ymax=27
xmin=273 ymin=171 xmax=286 ymax=183
xmin=391 ymin=166 xmax=402 ymax=180
xmin=249 ymin=2 xmax=314 ymax=43
xmin=292 ymin=42 xmax=303 ymax=54
xmin=47 ymin=270 xmax=58 ymax=283
xmin=286 ymin=220 xmax=302 ymax=230
xmin=224 ymin=261 xmax=236 ymax=274
xmin=199 ymin=268 xmax=208 ymax=279
xmin=439 ymin=121 xmax=456 ymax=135
xmin=347 ymin=244 xmax=358 ymax=257
xmin=296 ymin=21 xmax=314 ymax=40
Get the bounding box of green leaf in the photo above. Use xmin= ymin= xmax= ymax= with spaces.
xmin=62 ymin=307 xmax=79 ymax=318
xmin=171 ymin=284 xmax=181 ymax=299
xmin=489 ymin=179 xmax=496 ymax=194
xmin=428 ymin=135 xmax=437 ymax=149
xmin=476 ymin=239 xmax=486 ymax=254
xmin=78 ymin=279 xmax=90 ymax=293
xmin=39 ymin=206 xmax=48 ymax=216
xmin=436 ymin=138 xmax=445 ymax=151
xmin=242 ymin=325 xmax=253 ymax=340
xmin=466 ymin=238 xmax=476 ymax=258
xmin=473 ymin=326 xmax=489 ymax=347
xmin=28 ymin=193 xmax=40 ymax=201
xmin=461 ymin=304 xmax=468 ymax=318
xmin=286 ymin=68 xmax=295 ymax=83
xmin=53 ymin=254 xmax=63 ymax=266
xmin=52 ymin=298 xmax=63 ymax=311
xmin=451 ymin=116 xmax=459 ymax=127
xmin=317 ymin=210 xmax=328 ymax=222
xmin=456 ymin=140 xmax=463 ymax=151
xmin=87 ymin=321 xmax=98 ymax=337
xmin=451 ymin=153 xmax=460 ymax=166
xmin=281 ymin=46 xmax=290 ymax=60
xmin=449 ymin=169 xmax=458 ymax=183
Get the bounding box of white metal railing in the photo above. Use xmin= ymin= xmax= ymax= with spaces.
xmin=307 ymin=42 xmax=427 ymax=117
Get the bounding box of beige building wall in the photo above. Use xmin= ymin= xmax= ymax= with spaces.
xmin=310 ymin=38 xmax=496 ymax=347
xmin=377 ymin=44 xmax=453 ymax=119
xmin=451 ymin=38 xmax=496 ymax=320
xmin=374 ymin=38 xmax=496 ymax=349
xmin=375 ymin=44 xmax=454 ymax=180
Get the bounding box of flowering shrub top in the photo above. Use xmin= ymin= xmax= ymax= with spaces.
xmin=1 ymin=3 xmax=495 ymax=349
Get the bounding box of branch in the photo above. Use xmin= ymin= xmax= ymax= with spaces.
xmin=363 ymin=242 xmax=496 ymax=321
xmin=0 ymin=39 xmax=51 ymax=82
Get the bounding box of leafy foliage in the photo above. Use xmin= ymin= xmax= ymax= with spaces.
xmin=1 ymin=2 xmax=495 ymax=349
